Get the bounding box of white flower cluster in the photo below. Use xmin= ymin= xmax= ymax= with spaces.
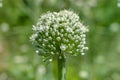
xmin=30 ymin=10 xmax=88 ymax=61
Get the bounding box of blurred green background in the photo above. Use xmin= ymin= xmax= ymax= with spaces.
xmin=0 ymin=0 xmax=120 ymax=80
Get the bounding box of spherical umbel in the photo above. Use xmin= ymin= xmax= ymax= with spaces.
xmin=30 ymin=10 xmax=88 ymax=61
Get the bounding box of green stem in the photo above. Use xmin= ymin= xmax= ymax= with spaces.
xmin=57 ymin=54 xmax=66 ymax=80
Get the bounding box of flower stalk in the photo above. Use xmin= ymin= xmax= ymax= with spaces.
xmin=57 ymin=53 xmax=66 ymax=80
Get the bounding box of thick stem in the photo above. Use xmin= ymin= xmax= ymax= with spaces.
xmin=57 ymin=54 xmax=66 ymax=80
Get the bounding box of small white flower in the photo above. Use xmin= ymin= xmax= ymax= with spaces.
xmin=56 ymin=37 xmax=61 ymax=41
xmin=49 ymin=59 xmax=52 ymax=62
xmin=51 ymin=52 xmax=54 ymax=54
xmin=81 ymin=53 xmax=85 ymax=55
xmin=60 ymin=44 xmax=67 ymax=51
xmin=83 ymin=47 xmax=89 ymax=50
xmin=36 ymin=50 xmax=39 ymax=53
xmin=30 ymin=34 xmax=38 ymax=41
xmin=66 ymin=27 xmax=73 ymax=32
